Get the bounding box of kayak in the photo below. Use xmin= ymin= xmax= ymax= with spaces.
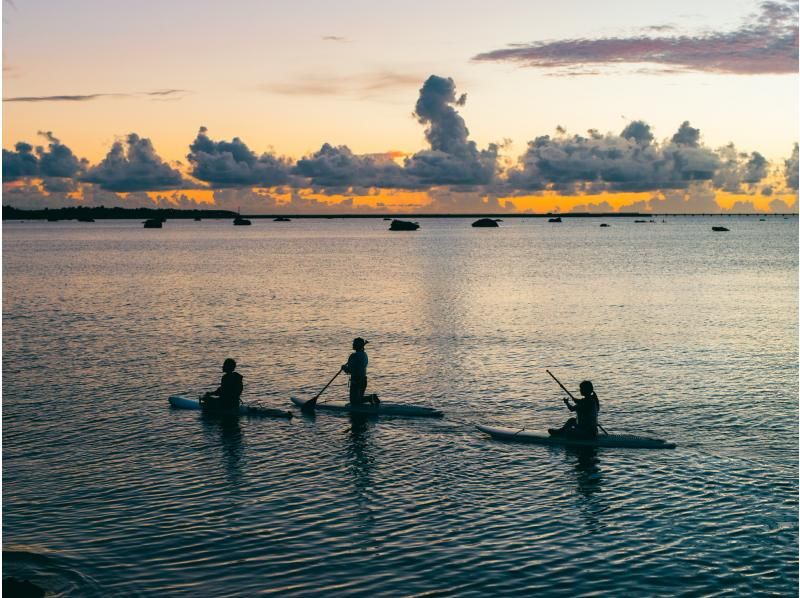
xmin=476 ymin=424 xmax=676 ymax=449
xmin=169 ymin=395 xmax=293 ymax=419
xmin=290 ymin=396 xmax=443 ymax=418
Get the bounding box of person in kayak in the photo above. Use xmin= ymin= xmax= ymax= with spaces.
xmin=201 ymin=358 xmax=243 ymax=411
xmin=342 ymin=337 xmax=379 ymax=406
xmin=549 ymin=380 xmax=599 ymax=438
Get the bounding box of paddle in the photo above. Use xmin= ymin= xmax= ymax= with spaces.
xmin=545 ymin=369 xmax=608 ymax=436
xmin=302 ymin=368 xmax=343 ymax=412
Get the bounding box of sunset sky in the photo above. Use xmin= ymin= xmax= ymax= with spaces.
xmin=3 ymin=0 xmax=798 ymax=213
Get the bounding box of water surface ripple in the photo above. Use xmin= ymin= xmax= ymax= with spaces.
xmin=3 ymin=217 xmax=797 ymax=596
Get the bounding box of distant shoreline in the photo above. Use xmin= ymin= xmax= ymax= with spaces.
xmin=2 ymin=205 xmax=796 ymax=220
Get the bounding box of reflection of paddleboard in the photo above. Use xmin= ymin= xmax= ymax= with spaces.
xmin=476 ymin=424 xmax=675 ymax=449
xmin=290 ymin=396 xmax=443 ymax=418
xmin=169 ymin=395 xmax=293 ymax=419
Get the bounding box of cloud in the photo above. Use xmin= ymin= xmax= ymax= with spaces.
xmin=322 ymin=36 xmax=348 ymax=42
xmin=472 ymin=0 xmax=799 ymax=75
xmin=403 ymin=75 xmax=498 ymax=186
xmin=187 ymin=127 xmax=293 ymax=187
xmin=785 ymin=143 xmax=799 ymax=190
xmin=293 ymin=143 xmax=410 ymax=190
xmin=714 ymin=144 xmax=769 ymax=192
xmin=261 ymin=71 xmax=423 ymax=98
xmin=2 ymin=73 xmax=796 ymax=214
xmin=82 ymin=133 xmax=185 ymax=192
xmin=2 ymin=132 xmax=86 ymax=191
xmin=2 ymin=142 xmax=39 ymax=181
xmin=4 ymin=89 xmax=186 ymax=102
xmin=506 ymin=120 xmax=721 ymax=193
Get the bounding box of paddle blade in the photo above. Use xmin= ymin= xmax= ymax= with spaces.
xmin=301 ymin=397 xmax=318 ymax=412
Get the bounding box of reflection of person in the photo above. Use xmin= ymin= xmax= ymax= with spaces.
xmin=342 ymin=337 xmax=377 ymax=406
xmin=550 ymin=381 xmax=599 ymax=438
xmin=201 ymin=358 xmax=243 ymax=411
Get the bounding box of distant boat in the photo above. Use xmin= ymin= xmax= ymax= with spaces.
xmin=274 ymin=217 xmax=291 ymax=222
xmin=548 ymin=217 xmax=562 ymax=223
xmin=634 ymin=220 xmax=647 ymax=223
xmin=233 ymin=217 xmax=251 ymax=226
xmin=143 ymin=218 xmax=162 ymax=229
xmin=600 ymin=223 xmax=610 ymax=227
xmin=712 ymin=226 xmax=729 ymax=232
xmin=389 ymin=219 xmax=419 ymax=231
xmin=472 ymin=218 xmax=499 ymax=228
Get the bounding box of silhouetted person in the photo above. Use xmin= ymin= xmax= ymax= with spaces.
xmin=549 ymin=380 xmax=599 ymax=439
xmin=342 ymin=338 xmax=378 ymax=406
xmin=201 ymin=358 xmax=243 ymax=411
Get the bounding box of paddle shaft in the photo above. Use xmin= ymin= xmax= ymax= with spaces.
xmin=546 ymin=369 xmax=608 ymax=436
xmin=303 ymin=368 xmax=342 ymax=410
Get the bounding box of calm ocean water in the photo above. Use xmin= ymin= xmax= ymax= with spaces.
xmin=3 ymin=216 xmax=798 ymax=596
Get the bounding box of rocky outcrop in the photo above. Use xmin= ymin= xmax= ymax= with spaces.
xmin=389 ymin=219 xmax=420 ymax=231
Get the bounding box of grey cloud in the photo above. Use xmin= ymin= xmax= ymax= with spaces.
xmin=404 ymin=75 xmax=498 ymax=186
xmin=322 ymin=36 xmax=348 ymax=42
xmin=507 ymin=120 xmax=721 ymax=193
xmin=2 ymin=132 xmax=85 ymax=184
xmin=2 ymin=142 xmax=39 ymax=181
xmin=187 ymin=127 xmax=292 ymax=188
xmin=82 ymin=133 xmax=185 ymax=192
xmin=473 ymin=1 xmax=799 ymax=75
xmin=293 ymin=143 xmax=410 ymax=190
xmin=785 ymin=143 xmax=799 ymax=190
xmin=36 ymin=131 xmax=86 ymax=178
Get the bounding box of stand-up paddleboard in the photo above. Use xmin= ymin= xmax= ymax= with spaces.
xmin=169 ymin=395 xmax=293 ymax=419
xmin=290 ymin=396 xmax=443 ymax=418
xmin=476 ymin=424 xmax=675 ymax=449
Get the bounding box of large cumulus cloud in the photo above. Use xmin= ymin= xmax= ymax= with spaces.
xmin=187 ymin=127 xmax=292 ymax=187
xmin=82 ymin=134 xmax=185 ymax=192
xmin=403 ymin=75 xmax=498 ymax=186
xmin=506 ymin=120 xmax=721 ymax=194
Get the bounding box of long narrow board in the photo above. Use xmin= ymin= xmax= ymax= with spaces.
xmin=476 ymin=424 xmax=675 ymax=449
xmin=169 ymin=395 xmax=293 ymax=419
xmin=290 ymin=396 xmax=443 ymax=418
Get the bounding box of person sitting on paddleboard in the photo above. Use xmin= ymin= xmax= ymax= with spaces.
xmin=549 ymin=380 xmax=599 ymax=438
xmin=200 ymin=358 xmax=243 ymax=411
xmin=342 ymin=337 xmax=378 ymax=406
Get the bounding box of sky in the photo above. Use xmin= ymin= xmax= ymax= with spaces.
xmin=2 ymin=0 xmax=798 ymax=213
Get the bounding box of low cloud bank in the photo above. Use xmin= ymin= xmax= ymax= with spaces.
xmin=3 ymin=74 xmax=797 ymax=212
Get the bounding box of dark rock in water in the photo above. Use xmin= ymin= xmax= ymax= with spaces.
xmin=274 ymin=217 xmax=291 ymax=222
xmin=472 ymin=218 xmax=499 ymax=228
xmin=548 ymin=217 xmax=562 ymax=223
xmin=233 ymin=217 xmax=252 ymax=226
xmin=389 ymin=219 xmax=419 ymax=231
xmin=712 ymin=226 xmax=729 ymax=232
xmin=143 ymin=218 xmax=162 ymax=228
xmin=600 ymin=223 xmax=610 ymax=227
xmin=4 ymin=577 xmax=46 ymax=598
xmin=634 ymin=220 xmax=647 ymax=223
